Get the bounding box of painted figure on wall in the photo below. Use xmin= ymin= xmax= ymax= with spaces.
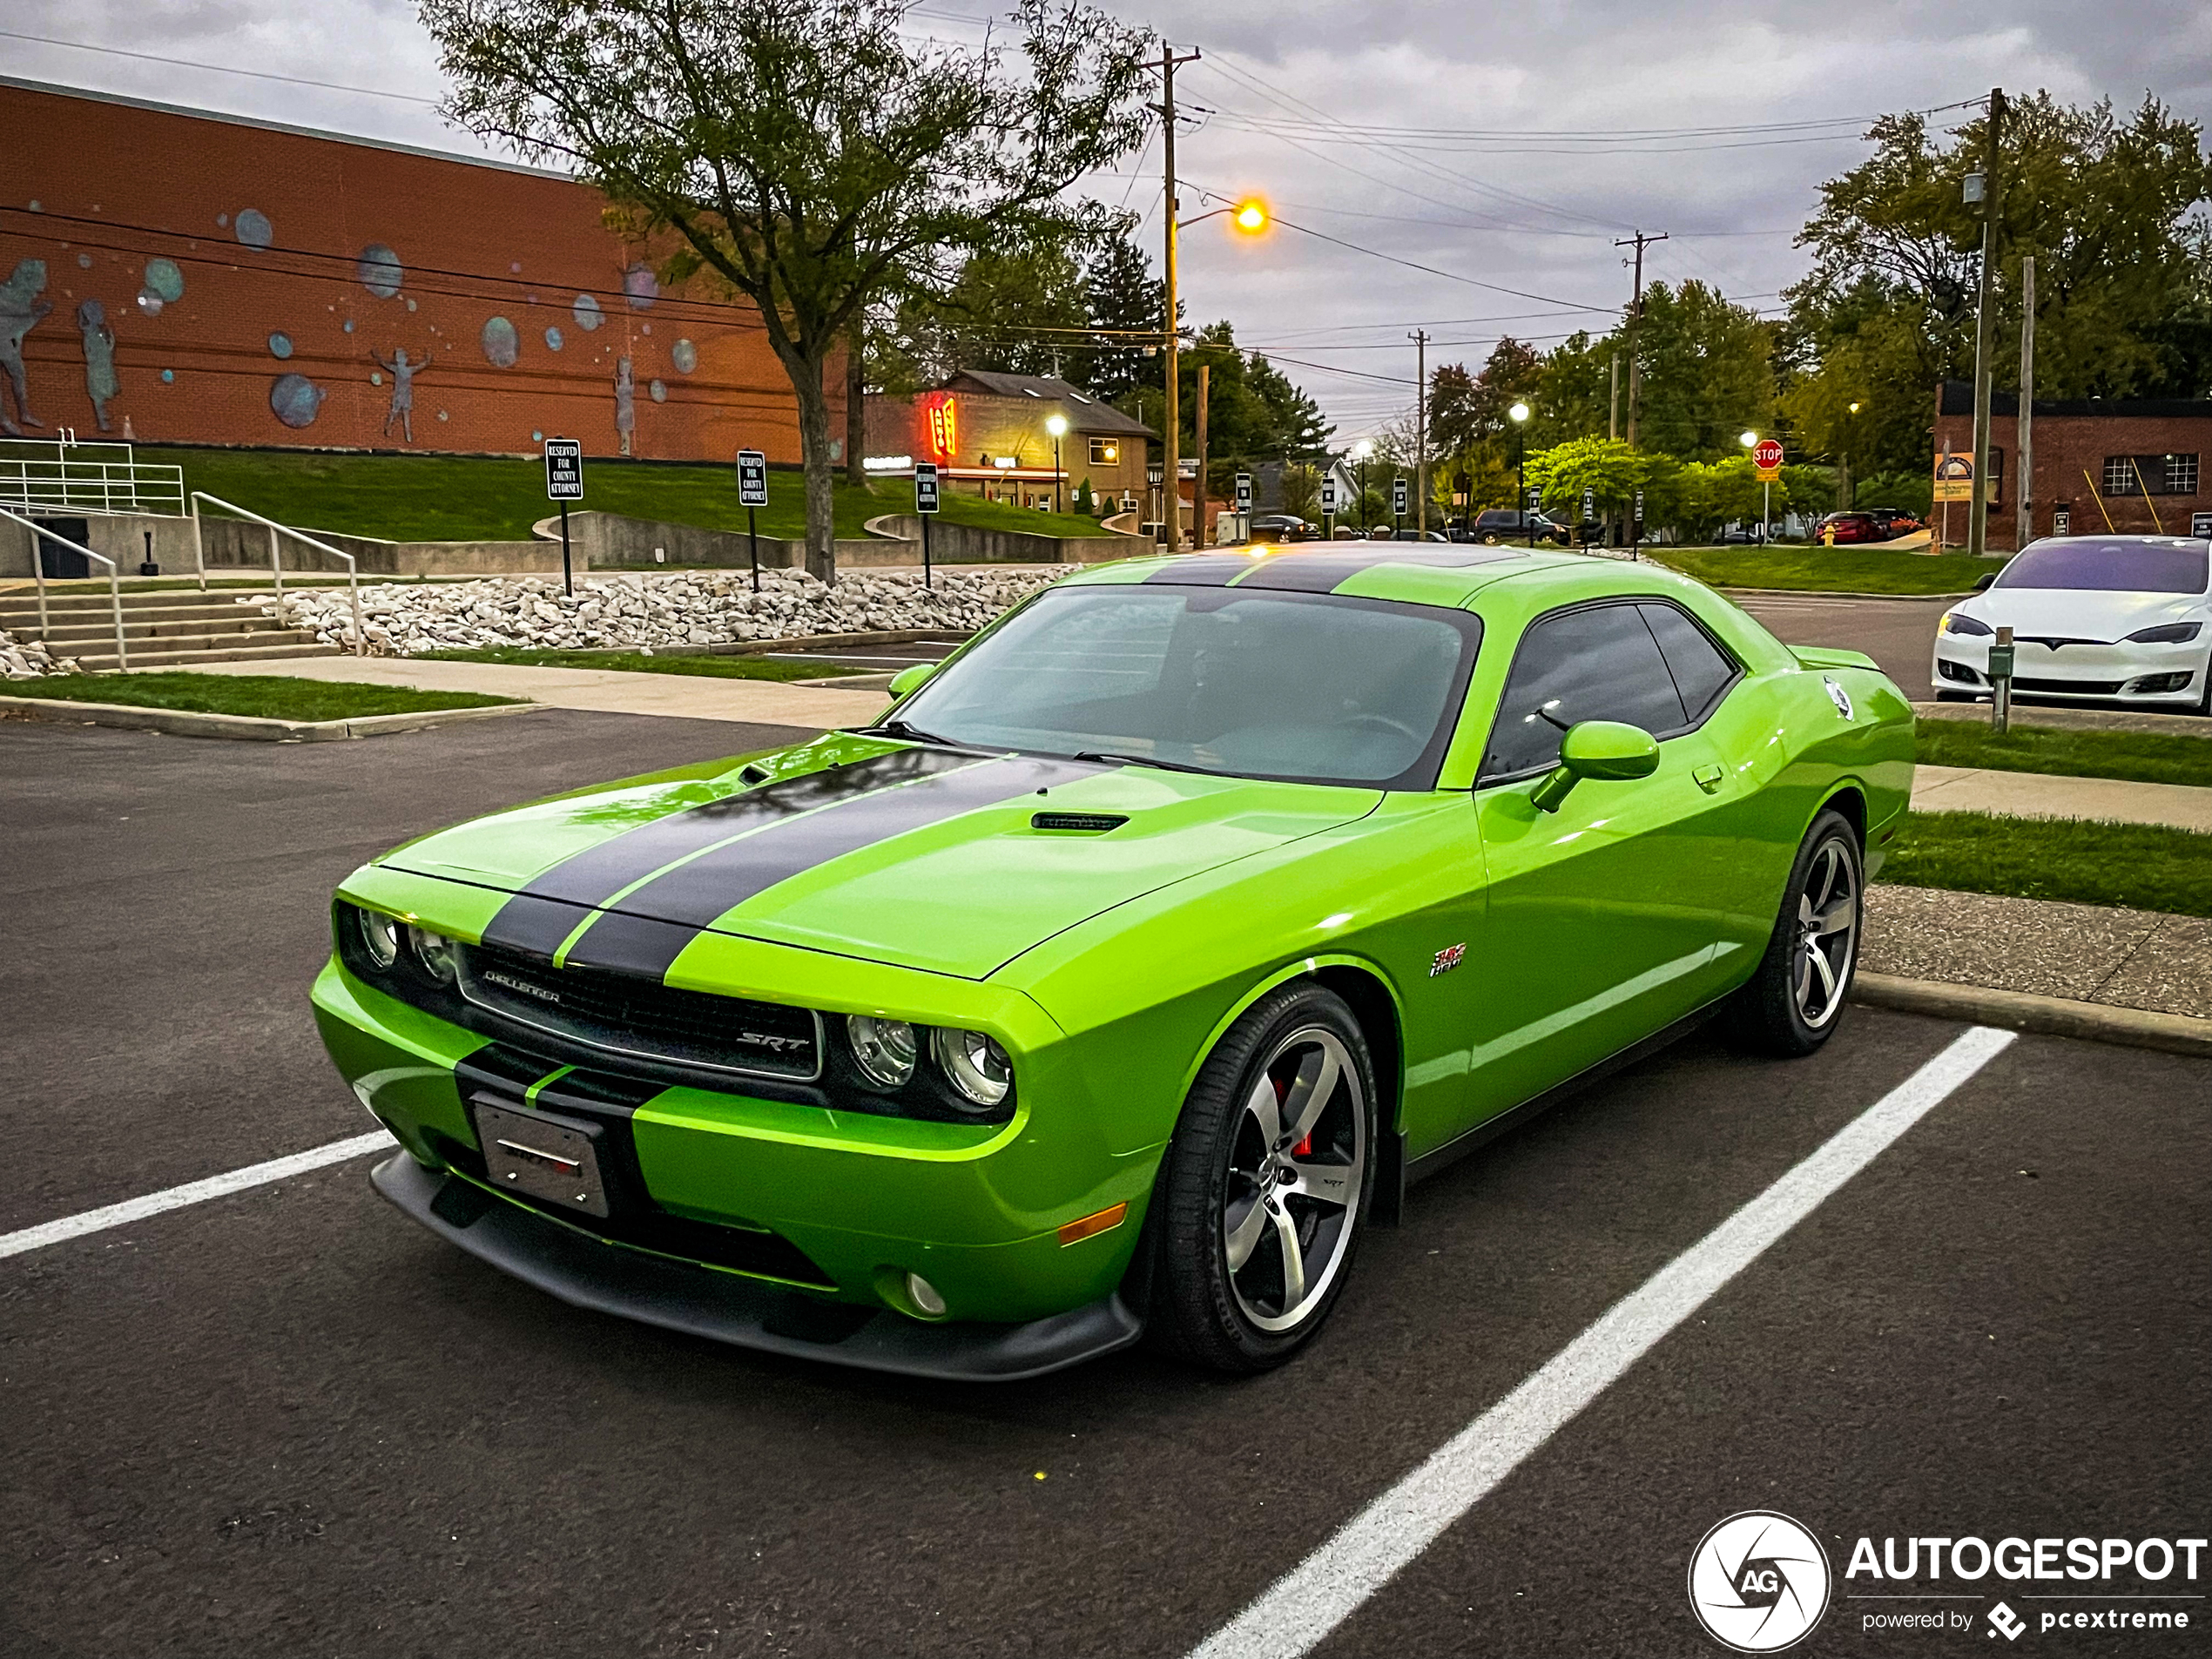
xmin=370 ymin=346 xmax=428 ymax=442
xmin=614 ymin=355 xmax=635 ymax=456
xmin=76 ymin=299 xmax=118 ymax=432
xmin=0 ymin=259 xmax=54 ymax=435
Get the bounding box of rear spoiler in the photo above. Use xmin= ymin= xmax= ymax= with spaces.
xmin=1791 ymin=645 xmax=1879 ymax=672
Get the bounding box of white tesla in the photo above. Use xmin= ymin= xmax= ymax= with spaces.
xmin=1932 ymin=535 xmax=2212 ymax=715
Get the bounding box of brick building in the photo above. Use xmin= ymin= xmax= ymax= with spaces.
xmin=1932 ymin=379 xmax=2212 ymax=551
xmin=867 ymin=370 xmax=1153 ymax=512
xmin=0 ymin=77 xmax=818 ymax=462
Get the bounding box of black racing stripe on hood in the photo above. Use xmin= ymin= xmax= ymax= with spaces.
xmin=1143 ymin=555 xmax=1258 ymax=586
xmin=1233 ymin=547 xmax=1523 ymax=592
xmin=475 ymin=746 xmax=976 ymax=958
xmin=560 ymin=753 xmax=1109 ymax=980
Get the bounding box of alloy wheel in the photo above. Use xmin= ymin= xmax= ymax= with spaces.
xmin=1221 ymin=1027 xmax=1366 ymax=1334
xmin=1794 ymin=838 xmax=1859 ymax=1029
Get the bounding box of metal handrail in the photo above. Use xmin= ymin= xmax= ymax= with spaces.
xmin=2 ymin=505 xmax=127 ymax=670
xmin=188 ymin=492 xmax=364 ymax=656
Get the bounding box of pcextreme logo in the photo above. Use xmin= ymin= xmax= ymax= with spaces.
xmin=1689 ymin=1511 xmax=1833 ymax=1653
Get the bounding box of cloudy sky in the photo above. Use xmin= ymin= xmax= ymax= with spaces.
xmin=6 ymin=0 xmax=2208 ymax=440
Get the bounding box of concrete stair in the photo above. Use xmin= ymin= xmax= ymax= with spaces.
xmin=0 ymin=585 xmax=342 ymax=672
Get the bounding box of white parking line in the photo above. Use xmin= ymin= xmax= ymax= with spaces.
xmin=1189 ymin=1024 xmax=2017 ymax=1659
xmin=0 ymin=1130 xmax=395 ymax=1261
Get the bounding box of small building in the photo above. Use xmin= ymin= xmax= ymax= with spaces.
xmin=867 ymin=370 xmax=1154 ymax=514
xmin=1932 ymin=379 xmax=2212 ymax=550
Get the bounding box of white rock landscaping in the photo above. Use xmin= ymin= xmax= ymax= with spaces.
xmin=234 ymin=567 xmax=1070 ymax=656
xmin=1 ymin=628 xmax=81 ymax=678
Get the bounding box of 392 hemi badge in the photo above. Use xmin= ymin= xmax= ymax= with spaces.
xmin=1430 ymin=942 xmax=1467 ymax=977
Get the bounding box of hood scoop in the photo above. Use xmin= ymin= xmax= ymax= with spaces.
xmin=1031 ymin=811 xmax=1129 ymax=833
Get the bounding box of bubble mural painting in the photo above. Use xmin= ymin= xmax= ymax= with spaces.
xmin=268 ymin=333 xmax=293 ymax=360
xmin=623 ymin=263 xmax=658 ymax=309
xmin=572 ymin=293 xmax=604 ymax=332
xmin=670 ymin=338 xmax=698 ymax=374
xmin=649 ymin=378 xmax=667 ymax=403
xmin=357 ymin=244 xmax=403 ymax=299
xmin=234 ymin=208 xmax=273 ymax=248
xmin=480 ymin=316 xmax=520 ymax=368
xmin=615 ymin=356 xmax=635 ymax=454
xmin=270 ymin=372 xmax=322 ymax=428
xmin=141 ymin=259 xmax=185 ymax=304
xmin=544 ymin=325 xmax=563 ymax=351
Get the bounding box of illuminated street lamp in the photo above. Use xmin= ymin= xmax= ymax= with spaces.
xmin=1045 ymin=413 xmax=1069 ymax=514
xmin=1510 ymin=401 xmax=1533 ymax=547
xmin=1352 ymin=438 xmax=1374 ymax=531
xmin=1740 ymin=430 xmax=1767 ymax=544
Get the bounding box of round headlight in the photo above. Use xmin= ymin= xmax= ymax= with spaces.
xmin=933 ymin=1027 xmax=1012 ymax=1109
xmin=408 ymin=926 xmax=459 ymax=985
xmin=355 ymin=907 xmax=400 ymax=970
xmin=847 ymin=1015 xmax=918 ymax=1089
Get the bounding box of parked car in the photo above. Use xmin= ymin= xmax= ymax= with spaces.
xmin=322 ymin=544 xmax=1912 ymax=1379
xmin=1392 ymin=528 xmax=1451 ymax=542
xmin=1932 ymin=535 xmax=2212 ymax=713
xmin=1249 ymin=514 xmax=1317 ymax=545
xmin=1471 ymin=509 xmax=1573 ymax=548
xmin=1811 ymin=510 xmax=1926 ymax=546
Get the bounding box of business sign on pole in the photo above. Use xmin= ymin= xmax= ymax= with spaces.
xmin=1581 ymin=486 xmax=1595 ymax=521
xmin=2191 ymin=510 xmax=2212 ymax=538
xmin=1932 ymin=451 xmax=1974 ymax=502
xmin=1752 ymin=438 xmax=1784 ymax=481
xmin=736 ymin=448 xmax=769 ymax=508
xmin=1234 ymin=472 xmax=1253 ymax=512
xmin=1320 ymin=475 xmax=1337 ymax=514
xmin=543 ymin=438 xmax=583 ymax=500
xmin=914 ymin=462 xmax=941 ymax=514
xmin=1392 ymin=477 xmax=1407 ymax=516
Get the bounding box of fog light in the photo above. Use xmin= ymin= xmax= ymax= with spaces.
xmin=2126 ymin=671 xmax=2193 ymax=694
xmin=904 ymin=1271 xmax=947 ymax=1316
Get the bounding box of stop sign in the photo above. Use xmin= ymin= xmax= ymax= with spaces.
xmin=1752 ymin=438 xmax=1784 ymax=475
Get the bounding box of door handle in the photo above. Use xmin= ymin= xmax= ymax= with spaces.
xmin=1691 ymin=763 xmax=1724 ymax=794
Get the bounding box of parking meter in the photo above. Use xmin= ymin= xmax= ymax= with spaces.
xmin=1987 ymin=625 xmax=2015 ymax=734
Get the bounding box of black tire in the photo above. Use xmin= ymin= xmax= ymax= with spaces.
xmin=1146 ymin=982 xmax=1378 ymax=1372
xmin=1481 ymin=532 xmax=1501 ymax=545
xmin=1725 ymin=808 xmax=1864 ymax=1057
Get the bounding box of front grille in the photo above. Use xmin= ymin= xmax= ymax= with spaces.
xmin=458 ymin=941 xmax=821 ymax=1082
xmin=2015 ymin=676 xmax=2125 ymax=696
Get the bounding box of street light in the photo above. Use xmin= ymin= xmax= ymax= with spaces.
xmin=1352 ymin=438 xmax=1373 ymax=532
xmin=1510 ymin=401 xmax=1533 ymax=548
xmin=1740 ymin=430 xmax=1766 ymax=543
xmin=1045 ymin=413 xmax=1069 ymax=514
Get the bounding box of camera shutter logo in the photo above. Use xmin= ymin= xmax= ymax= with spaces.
xmin=1688 ymin=1511 xmax=1831 ymax=1653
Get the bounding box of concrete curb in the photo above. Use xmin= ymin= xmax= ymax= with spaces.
xmin=0 ymin=693 xmax=533 ymax=743
xmin=1851 ymin=970 xmax=2212 ymax=1057
xmin=1715 ymin=584 xmax=1972 ymax=603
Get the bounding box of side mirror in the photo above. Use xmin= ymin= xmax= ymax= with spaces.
xmin=1973 ymin=572 xmax=1997 ymax=591
xmin=1530 ymin=720 xmax=1661 ymax=813
xmin=887 ymin=661 xmax=938 ymax=698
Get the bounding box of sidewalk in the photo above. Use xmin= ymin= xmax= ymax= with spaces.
xmin=1863 ymin=886 xmax=2211 ymax=1023
xmin=155 ymin=652 xmax=892 ymax=729
xmin=1910 ymin=764 xmax=2212 ymax=833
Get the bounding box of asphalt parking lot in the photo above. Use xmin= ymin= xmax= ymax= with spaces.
xmin=3 ymin=714 xmax=2207 ymax=1658
xmin=1729 ymin=592 xmax=1949 ymax=699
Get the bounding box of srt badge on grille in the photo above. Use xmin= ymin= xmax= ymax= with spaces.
xmin=737 ymin=1031 xmax=812 ymax=1054
xmin=1430 ymin=942 xmax=1466 ymax=977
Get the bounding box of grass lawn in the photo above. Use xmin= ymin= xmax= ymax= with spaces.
xmin=1917 ymin=718 xmax=2212 ymax=789
xmin=141 ymin=446 xmax=1112 ymax=544
xmin=1878 ymin=811 xmax=2212 ymax=918
xmin=1656 ymin=544 xmax=2004 ymax=595
xmin=1 ymin=671 xmax=522 ymax=720
xmin=418 ymin=646 xmax=865 ymax=680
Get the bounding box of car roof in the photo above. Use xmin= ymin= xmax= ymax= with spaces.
xmin=1062 ymin=546 xmax=1642 ymax=608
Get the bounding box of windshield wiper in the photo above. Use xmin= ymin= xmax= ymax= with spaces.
xmin=866 ymin=718 xmax=962 ymax=746
xmin=1073 ymin=749 xmax=1218 ymax=775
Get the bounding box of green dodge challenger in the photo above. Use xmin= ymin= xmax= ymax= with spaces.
xmin=316 ymin=546 xmax=1912 ymax=1378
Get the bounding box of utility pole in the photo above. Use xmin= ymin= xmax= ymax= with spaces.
xmin=2016 ymin=253 xmax=2036 ymax=552
xmin=1608 ymin=352 xmax=1620 ymax=442
xmin=1615 ymin=230 xmax=1667 ymax=448
xmin=1412 ymin=329 xmax=1429 ymax=536
xmin=1149 ymin=38 xmax=1201 ymax=552
xmin=1967 ymin=86 xmax=2005 ymax=560
xmin=1195 ymin=361 xmax=1211 ymax=546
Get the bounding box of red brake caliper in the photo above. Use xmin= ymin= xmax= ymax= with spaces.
xmin=1278 ymin=1075 xmax=1312 ymax=1157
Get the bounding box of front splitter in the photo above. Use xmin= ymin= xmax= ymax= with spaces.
xmin=371 ymin=1152 xmax=1144 ymax=1382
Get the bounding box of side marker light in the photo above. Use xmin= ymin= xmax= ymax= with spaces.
xmin=1057 ymin=1203 xmax=1129 ymax=1246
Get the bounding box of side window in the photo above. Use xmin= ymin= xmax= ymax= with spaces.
xmin=1481 ymin=604 xmax=1689 ymax=779
xmin=1638 ymin=603 xmax=1739 ymax=724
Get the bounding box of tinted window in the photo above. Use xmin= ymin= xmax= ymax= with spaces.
xmin=1639 ymin=603 xmax=1738 ymax=723
xmin=894 ymin=585 xmax=1481 ymax=788
xmin=1996 ymin=538 xmax=2209 ymax=594
xmin=1483 ymin=604 xmax=1687 ymax=779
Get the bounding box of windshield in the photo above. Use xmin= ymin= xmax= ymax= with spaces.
xmin=889 ymin=583 xmax=1482 ymax=788
xmin=1996 ymin=538 xmax=2209 ymax=594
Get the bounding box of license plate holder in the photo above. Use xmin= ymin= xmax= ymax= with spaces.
xmin=472 ymin=1097 xmax=610 ymax=1219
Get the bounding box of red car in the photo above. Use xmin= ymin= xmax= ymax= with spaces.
xmin=1813 ymin=510 xmax=1924 ymax=546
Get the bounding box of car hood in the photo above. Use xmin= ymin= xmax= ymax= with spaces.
xmin=383 ymin=737 xmax=1381 ymax=981
xmin=1957 ymin=586 xmax=2209 ymax=638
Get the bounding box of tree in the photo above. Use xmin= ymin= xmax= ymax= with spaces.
xmin=1175 ymin=322 xmax=1332 ymax=466
xmin=1626 ymin=281 xmax=1777 ymax=460
xmin=1082 ymin=224 xmax=1163 ymax=401
xmin=1280 ymin=462 xmax=1321 ymax=520
xmin=894 ymin=240 xmax=1091 ymax=381
xmin=1786 ymin=93 xmax=2212 ymax=475
xmin=426 ymin=0 xmax=1149 ymax=581
xmin=1523 ymin=437 xmax=1649 ymax=517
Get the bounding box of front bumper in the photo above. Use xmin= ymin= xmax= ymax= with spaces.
xmin=373 ymin=1153 xmax=1143 ymax=1380
xmin=1931 ymin=636 xmax=2207 ymax=705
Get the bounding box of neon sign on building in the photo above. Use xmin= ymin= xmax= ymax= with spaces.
xmin=924 ymin=395 xmax=959 ymax=463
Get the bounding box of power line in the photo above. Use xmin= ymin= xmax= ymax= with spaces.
xmin=0 ymin=30 xmax=443 ymax=105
